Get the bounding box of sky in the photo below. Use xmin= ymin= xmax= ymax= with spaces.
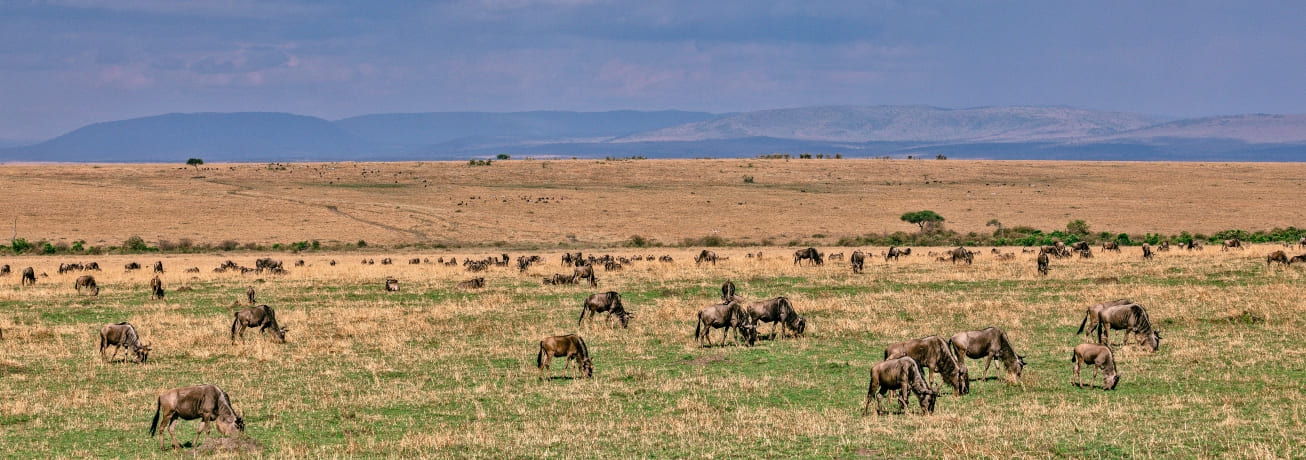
xmin=1 ymin=0 xmax=1304 ymax=141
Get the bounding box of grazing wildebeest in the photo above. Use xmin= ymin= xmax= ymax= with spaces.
xmin=185 ymin=267 xmax=200 ymax=273
xmin=329 ymin=259 xmax=338 ymax=266
xmin=1078 ymin=247 xmax=1093 ymax=258
xmin=949 ymin=247 xmax=974 ymax=265
xmin=1142 ymin=243 xmax=1154 ymax=260
xmin=149 ymin=384 xmax=245 ymax=450
xmin=603 ymin=261 xmax=623 ymax=271
xmin=695 ymin=301 xmax=756 ymax=347
xmin=74 ymin=275 xmax=100 ymax=296
xmin=384 ymin=278 xmax=400 ymax=292
xmin=828 ymin=252 xmax=844 ymax=261
xmin=745 ymin=297 xmax=806 ymax=339
xmin=578 ymin=291 xmax=632 ymax=328
xmin=658 ymin=255 xmax=673 ymax=263
xmin=573 ymin=264 xmax=597 ymax=287
xmin=99 ymin=322 xmax=150 ymax=363
xmin=1071 ymin=241 xmax=1089 ymax=252
xmin=850 ymin=250 xmax=866 ymax=274
xmin=949 ymin=327 xmax=1026 ymax=383
xmin=86 ymin=262 xmax=100 ymax=271
xmin=793 ymin=247 xmax=823 ymax=266
xmin=231 ymin=305 xmax=287 ymax=343
xmin=720 ymin=280 xmax=737 ymax=302
xmin=125 ymin=262 xmax=141 ymax=271
xmin=884 ymin=336 xmax=969 ymax=395
xmin=1071 ymin=343 xmax=1120 ymax=390
xmin=456 ymin=277 xmax=485 ymax=289
xmin=245 ymin=286 xmax=256 ymax=305
xmin=1037 ymin=252 xmax=1050 ymax=275
xmin=537 ymin=334 xmax=592 ymax=379
xmin=1182 ymin=240 xmax=1202 ymax=251
xmin=1102 ymin=241 xmax=1120 ymax=252
xmin=153 ymin=261 xmax=164 ymax=273
xmin=1222 ymin=239 xmax=1243 ymax=251
xmin=1266 ymin=250 xmax=1289 ymax=266
xmin=695 ymin=250 xmax=718 ymax=266
xmin=1075 ymin=299 xmax=1135 ymax=337
xmin=0 ymin=264 xmax=9 ymax=276
xmin=1290 ymin=254 xmax=1306 ymax=264
xmin=150 ymin=276 xmax=165 ymax=300
xmin=1158 ymin=241 xmax=1170 ymax=252
xmin=542 ymin=273 xmax=575 ymax=285
xmin=1094 ymin=303 xmax=1161 ymax=351
xmin=381 ymin=258 xmax=392 ymax=265
xmin=861 ymin=356 xmax=938 ymax=416
xmin=22 ymin=266 xmax=36 ymax=285
xmin=255 ymin=258 xmax=283 ymax=272
xmin=886 ymin=246 xmax=910 ymax=261
xmin=409 ymin=258 xmax=421 ymax=265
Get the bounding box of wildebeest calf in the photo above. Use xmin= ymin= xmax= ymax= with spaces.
xmin=149 ymin=383 xmax=245 ymax=450
xmin=231 ymin=305 xmax=287 ymax=343
xmin=1071 ymin=343 xmax=1119 ymax=390
xmin=862 ymin=356 xmax=938 ymax=416
xmin=100 ymin=322 xmax=151 ymax=363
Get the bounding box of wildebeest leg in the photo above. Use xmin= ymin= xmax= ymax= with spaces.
xmin=983 ymin=354 xmax=995 ymax=381
xmin=194 ymin=416 xmax=210 ymax=448
xmin=165 ymin=415 xmax=180 ymax=450
xmin=897 ymin=387 xmax=909 ymax=414
xmin=109 ymin=345 xmax=121 ymax=363
xmin=1073 ymin=359 xmax=1082 ymax=388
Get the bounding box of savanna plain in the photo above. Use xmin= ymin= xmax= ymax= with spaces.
xmin=1 ymin=159 xmax=1305 ymax=458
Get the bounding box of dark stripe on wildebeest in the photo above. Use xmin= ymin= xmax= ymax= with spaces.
xmin=694 ymin=300 xmax=756 ymax=347
xmin=100 ymin=322 xmax=150 ymax=363
xmin=884 ymin=336 xmax=969 ymax=395
xmin=578 ymin=291 xmax=632 ymax=328
xmin=1093 ymin=303 xmax=1161 ymax=352
xmin=861 ymin=356 xmax=938 ymax=416
xmin=536 ymin=334 xmax=592 ymax=379
xmin=949 ymin=327 xmax=1025 ymax=383
xmin=149 ymin=383 xmax=245 ymax=450
xmin=745 ymin=297 xmax=806 ymax=340
xmin=231 ymin=305 xmax=287 ymax=343
xmin=1071 ymin=343 xmax=1119 ymax=390
xmin=75 ymin=275 xmax=100 ymax=296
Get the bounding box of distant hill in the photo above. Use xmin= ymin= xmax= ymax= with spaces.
xmin=2 ymin=106 xmax=1303 ymax=162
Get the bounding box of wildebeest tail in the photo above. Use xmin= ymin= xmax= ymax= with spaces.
xmin=230 ymin=314 xmax=238 ymax=340
xmin=694 ymin=315 xmax=703 ymax=341
xmin=577 ymin=306 xmax=587 ymax=326
xmin=536 ymin=344 xmax=544 ymax=368
xmin=1070 ymin=350 xmax=1076 ymax=363
xmin=1076 ymin=313 xmax=1089 ymax=335
xmin=149 ymin=398 xmax=161 ymax=436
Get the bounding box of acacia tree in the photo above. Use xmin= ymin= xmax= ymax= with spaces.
xmin=186 ymin=158 xmax=204 ymax=171
xmin=901 ymin=210 xmax=945 ymax=233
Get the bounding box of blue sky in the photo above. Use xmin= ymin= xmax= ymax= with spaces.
xmin=2 ymin=0 xmax=1303 ymax=140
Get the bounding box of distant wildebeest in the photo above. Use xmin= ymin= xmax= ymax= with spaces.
xmin=1071 ymin=241 xmax=1089 ymax=252
xmin=86 ymin=261 xmax=100 ymax=271
xmin=74 ymin=275 xmax=100 ymax=296
xmin=1290 ymin=254 xmax=1306 ymax=264
xmin=1267 ymin=250 xmax=1289 ymax=266
xmin=231 ymin=305 xmax=287 ymax=343
xmin=720 ymin=280 xmax=737 ymax=302
xmin=381 ymin=258 xmax=392 ymax=265
xmin=457 ymin=277 xmax=485 ymax=289
xmin=1222 ymin=239 xmax=1243 ymax=251
xmin=1040 ymin=244 xmax=1070 ymax=259
xmin=1142 ymin=243 xmax=1154 ymax=260
xmin=409 ymin=258 xmax=421 ymax=265
xmin=1101 ymin=241 xmax=1120 ymax=252
xmin=996 ymin=253 xmax=1015 ymax=261
xmin=793 ymin=247 xmax=823 ymax=266
xmin=658 ymin=255 xmax=673 ymax=263
xmin=1182 ymin=240 xmax=1202 ymax=251
xmin=1094 ymin=303 xmax=1161 ymax=352
xmin=1076 ymin=299 xmax=1135 ymax=337
xmin=150 ymin=276 xmax=165 ymax=300
xmin=861 ymin=356 xmax=938 ymax=416
xmin=1300 ymin=237 xmax=1306 ymax=249
xmin=695 ymin=301 xmax=756 ymax=347
xmin=537 ymin=334 xmax=592 ymax=379
xmin=125 ymin=262 xmax=141 ymax=271
xmin=1037 ymin=252 xmax=1050 ymax=275
xmin=385 ymin=278 xmax=400 ymax=292
xmin=886 ymin=246 xmax=910 ymax=261
xmin=149 ymin=383 xmax=245 ymax=450
xmin=745 ymin=297 xmax=806 ymax=339
xmin=1158 ymin=241 xmax=1170 ymax=252
xmin=184 ymin=267 xmax=200 ymax=273
xmin=695 ymin=249 xmax=718 ymax=266
xmin=949 ymin=247 xmax=974 ymax=265
xmin=603 ymin=261 xmax=623 ymax=271
xmin=578 ymin=291 xmax=632 ymax=328
xmin=884 ymin=336 xmax=969 ymax=395
xmin=294 ymin=259 xmax=305 ymax=267
xmin=1077 ymin=247 xmax=1093 ymax=258
xmin=850 ymin=250 xmax=866 ymax=274
xmin=827 ymin=252 xmax=844 ymax=261
xmin=58 ymin=262 xmax=79 ymax=274
xmin=949 ymin=327 xmax=1026 ymax=383
xmin=0 ymin=264 xmax=9 ymax=276
xmin=153 ymin=261 xmax=164 ymax=273
xmin=1071 ymin=343 xmax=1120 ymax=390
xmin=21 ymin=266 xmax=36 ymax=285
xmin=573 ymin=264 xmax=597 ymax=287
xmin=542 ymin=273 xmax=575 ymax=285
xmin=99 ymin=322 xmax=150 ymax=363
xmin=245 ymin=286 xmax=256 ymax=305
xmin=329 ymin=259 xmax=337 ymax=266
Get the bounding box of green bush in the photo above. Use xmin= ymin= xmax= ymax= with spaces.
xmin=10 ymin=238 xmax=32 ymax=254
xmin=123 ymin=235 xmax=150 ymax=251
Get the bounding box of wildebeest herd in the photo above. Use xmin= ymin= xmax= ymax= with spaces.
xmin=4 ymin=240 xmax=1290 ymax=452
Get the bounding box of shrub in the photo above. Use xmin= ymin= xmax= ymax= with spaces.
xmin=177 ymin=238 xmax=193 ymax=250
xmin=11 ymin=238 xmax=32 ymax=254
xmin=220 ymin=240 xmax=239 ymax=251
xmin=357 ymin=240 xmax=368 ymax=248
xmin=41 ymin=242 xmax=56 ymax=254
xmin=157 ymin=239 xmax=178 ymax=251
xmin=71 ymin=240 xmax=85 ymax=252
xmin=743 ymin=176 xmax=754 ymax=184
xmin=123 ymin=235 xmax=150 ymax=251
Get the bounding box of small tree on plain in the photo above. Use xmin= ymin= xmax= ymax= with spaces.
xmin=901 ymin=210 xmax=945 ymax=233
xmin=186 ymin=158 xmax=204 ymax=171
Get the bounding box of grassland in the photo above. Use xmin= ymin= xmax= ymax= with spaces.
xmin=2 ymin=245 xmax=1305 ymax=458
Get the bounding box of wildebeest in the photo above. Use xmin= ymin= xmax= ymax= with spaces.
xmin=1300 ymin=237 xmax=1306 ymax=249
xmin=1158 ymin=241 xmax=1170 ymax=251
xmin=381 ymin=258 xmax=392 ymax=265
xmin=537 ymin=334 xmax=592 ymax=379
xmin=746 ymin=297 xmax=806 ymax=339
xmin=1290 ymin=254 xmax=1306 ymax=264
xmin=150 ymin=276 xmax=165 ymax=300
xmin=20 ymin=266 xmax=37 ymax=285
xmin=231 ymin=305 xmax=287 ymax=343
xmin=658 ymin=255 xmax=673 ymax=263
xmin=573 ymin=264 xmax=597 ymax=287
xmin=1037 ymin=252 xmax=1049 ymax=275
xmin=125 ymin=262 xmax=141 ymax=271
xmin=578 ymin=291 xmax=632 ymax=328
xmin=255 ymin=258 xmax=283 ymax=271
xmin=827 ymin=252 xmax=844 ymax=261
xmin=1070 ymin=241 xmax=1089 ymax=252
xmin=384 ymin=278 xmax=400 ymax=292
xmin=720 ymin=280 xmax=737 ymax=302
xmin=153 ymin=261 xmax=164 ymax=273
xmin=99 ymin=322 xmax=150 ymax=363
xmin=184 ymin=267 xmax=200 ymax=273
xmin=245 ymin=286 xmax=256 ymax=305
xmin=1071 ymin=343 xmax=1120 ymax=390
xmin=1266 ymin=250 xmax=1289 ymax=266
xmin=793 ymin=247 xmax=823 ymax=266
xmin=456 ymin=277 xmax=485 ymax=289
xmin=884 ymin=336 xmax=969 ymax=395
xmin=1077 ymin=247 xmax=1093 ymax=258
xmin=542 ymin=273 xmax=575 ymax=285
xmin=409 ymin=258 xmax=421 ymax=265
xmin=886 ymin=246 xmax=910 ymax=261
xmin=74 ymin=275 xmax=100 ymax=296
xmin=949 ymin=327 xmax=1026 ymax=383
xmin=1094 ymin=303 xmax=1161 ymax=352
xmin=1076 ymin=299 xmax=1135 ymax=337
xmin=149 ymin=383 xmax=245 ymax=450
xmin=695 ymin=249 xmax=718 ymax=266
xmin=1142 ymin=243 xmax=1154 ymax=260
xmin=949 ymin=247 xmax=974 ymax=265
xmin=695 ymin=301 xmax=756 ymax=347
xmin=1222 ymin=239 xmax=1243 ymax=251
xmin=1182 ymin=240 xmax=1202 ymax=251
xmin=1102 ymin=241 xmax=1120 ymax=252
xmin=0 ymin=264 xmax=9 ymax=276
xmin=850 ymin=250 xmax=866 ymax=274
xmin=861 ymin=356 xmax=938 ymax=416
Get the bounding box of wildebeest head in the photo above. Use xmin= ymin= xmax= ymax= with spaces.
xmin=216 ymin=412 xmax=245 ymax=436
xmin=134 ymin=342 xmax=151 ymax=363
xmin=1105 ymin=373 xmax=1120 ymax=390
xmin=579 ymin=357 xmax=594 ymax=378
xmin=739 ymin=323 xmax=758 ymax=346
xmin=791 ymin=316 xmax=807 ymax=336
xmin=616 ymin=310 xmax=633 ymax=329
xmin=1011 ymin=355 xmax=1028 ymax=379
xmin=920 ymin=385 xmax=939 ymax=414
xmin=1142 ymin=329 xmax=1161 ymax=352
xmin=272 ymin=326 xmax=288 ymax=343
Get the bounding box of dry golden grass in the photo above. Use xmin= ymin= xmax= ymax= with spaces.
xmin=3 ymin=159 xmax=1305 ymax=248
